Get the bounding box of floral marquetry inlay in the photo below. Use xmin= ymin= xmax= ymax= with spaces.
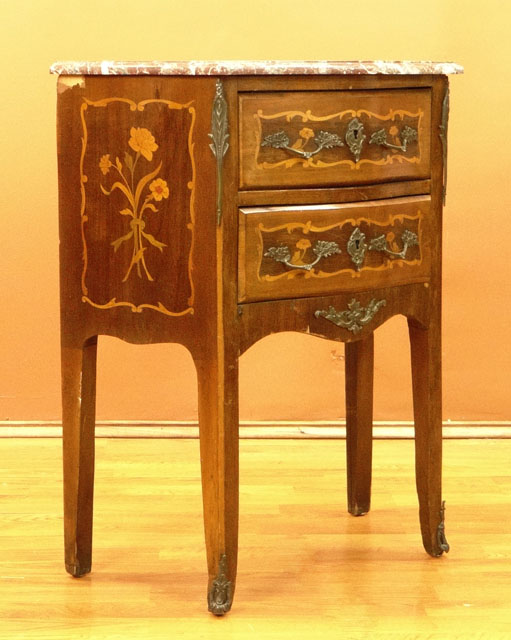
xmin=79 ymin=97 xmax=197 ymax=316
xmin=99 ymin=127 xmax=170 ymax=283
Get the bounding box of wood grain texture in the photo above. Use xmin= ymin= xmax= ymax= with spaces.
xmin=0 ymin=438 xmax=509 ymax=639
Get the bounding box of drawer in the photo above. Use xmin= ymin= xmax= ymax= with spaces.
xmin=239 ymin=89 xmax=431 ymax=190
xmin=238 ymin=196 xmax=431 ymax=303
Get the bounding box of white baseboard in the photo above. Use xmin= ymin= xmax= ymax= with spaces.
xmin=0 ymin=420 xmax=510 ymax=438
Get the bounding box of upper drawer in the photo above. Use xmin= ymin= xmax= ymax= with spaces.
xmin=239 ymin=89 xmax=431 ymax=190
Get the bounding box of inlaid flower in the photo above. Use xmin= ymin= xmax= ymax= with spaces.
xmin=296 ymin=238 xmax=312 ymax=250
xmin=149 ymin=178 xmax=169 ymax=201
xmin=99 ymin=154 xmax=113 ymax=175
xmin=128 ymin=127 xmax=158 ymax=161
xmin=299 ymin=127 xmax=315 ymax=140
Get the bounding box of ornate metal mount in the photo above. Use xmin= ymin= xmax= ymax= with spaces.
xmin=261 ymin=130 xmax=344 ymax=159
xmin=347 ymin=227 xmax=418 ymax=269
xmin=261 ymin=118 xmax=418 ymax=165
xmin=264 ymin=240 xmax=341 ymax=271
xmin=345 ymin=118 xmax=366 ymax=162
xmin=437 ymin=501 xmax=450 ymax=554
xmin=369 ymin=229 xmax=419 ymax=259
xmin=347 ymin=227 xmax=368 ymax=271
xmin=439 ymin=87 xmax=450 ymax=205
xmin=315 ymin=298 xmax=386 ymax=334
xmin=369 ymin=125 xmax=418 ymax=152
xmin=209 ymin=79 xmax=230 ymax=225
xmin=207 ymin=554 xmax=233 ymax=616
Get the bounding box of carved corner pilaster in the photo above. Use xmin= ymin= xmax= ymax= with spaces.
xmin=207 ymin=554 xmax=233 ymax=615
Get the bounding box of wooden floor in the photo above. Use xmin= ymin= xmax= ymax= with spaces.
xmin=0 ymin=438 xmax=510 ymax=639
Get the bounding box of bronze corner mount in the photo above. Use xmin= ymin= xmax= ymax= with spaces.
xmin=209 ymin=79 xmax=230 ymax=225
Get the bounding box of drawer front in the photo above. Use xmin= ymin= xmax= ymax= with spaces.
xmin=238 ymin=196 xmax=431 ymax=303
xmin=239 ymin=89 xmax=431 ymax=190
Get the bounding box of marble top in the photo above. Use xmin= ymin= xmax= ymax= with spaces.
xmin=50 ymin=60 xmax=463 ymax=76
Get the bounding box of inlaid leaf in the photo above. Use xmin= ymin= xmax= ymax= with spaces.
xmin=101 ymin=181 xmax=135 ymax=208
xmin=124 ymin=152 xmax=134 ymax=172
xmin=134 ymin=162 xmax=162 ymax=211
xmin=140 ymin=202 xmax=158 ymax=215
xmin=132 ymin=248 xmax=147 ymax=263
xmin=142 ymin=231 xmax=167 ymax=252
xmin=111 ymin=230 xmax=134 ymax=252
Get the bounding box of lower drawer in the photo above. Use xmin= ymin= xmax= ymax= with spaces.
xmin=238 ymin=196 xmax=431 ymax=303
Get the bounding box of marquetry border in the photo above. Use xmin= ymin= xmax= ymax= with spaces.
xmin=79 ymin=97 xmax=197 ymax=316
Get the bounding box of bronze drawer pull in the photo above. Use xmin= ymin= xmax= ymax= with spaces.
xmin=315 ymin=298 xmax=386 ymax=334
xmin=369 ymin=229 xmax=419 ymax=259
xmin=264 ymin=240 xmax=341 ymax=271
xmin=261 ymin=130 xmax=344 ymax=159
xmin=369 ymin=125 xmax=418 ymax=152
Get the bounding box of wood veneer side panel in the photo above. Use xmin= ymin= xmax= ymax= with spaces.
xmin=57 ymin=75 xmax=219 ymax=351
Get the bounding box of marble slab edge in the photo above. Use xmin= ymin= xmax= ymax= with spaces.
xmin=50 ymin=60 xmax=463 ymax=76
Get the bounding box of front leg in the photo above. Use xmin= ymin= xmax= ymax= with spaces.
xmin=408 ymin=318 xmax=449 ymax=556
xmin=194 ymin=339 xmax=239 ymax=615
xmin=345 ymin=333 xmax=374 ymax=516
xmin=61 ymin=336 xmax=98 ymax=577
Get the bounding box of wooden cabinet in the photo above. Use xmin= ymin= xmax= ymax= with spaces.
xmin=52 ymin=60 xmax=462 ymax=615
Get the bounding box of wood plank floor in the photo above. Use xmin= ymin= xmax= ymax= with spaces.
xmin=0 ymin=438 xmax=509 ymax=639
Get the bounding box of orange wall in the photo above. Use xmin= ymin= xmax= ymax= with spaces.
xmin=1 ymin=0 xmax=510 ymax=422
